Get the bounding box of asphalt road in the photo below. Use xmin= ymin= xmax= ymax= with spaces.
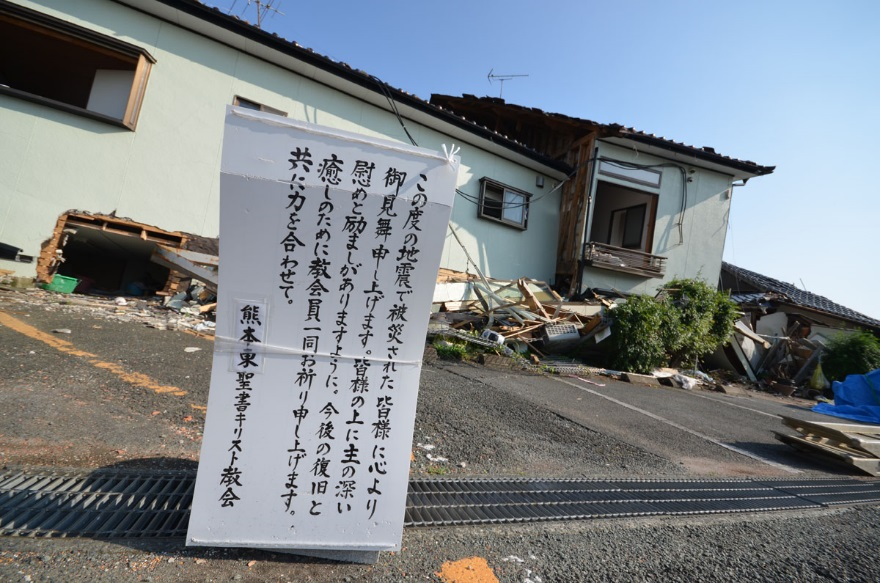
xmin=451 ymin=365 xmax=842 ymax=477
xmin=1 ymin=289 xmax=879 ymax=582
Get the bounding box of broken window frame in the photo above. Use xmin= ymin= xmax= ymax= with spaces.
xmin=36 ymin=211 xmax=190 ymax=296
xmin=478 ymin=178 xmax=530 ymax=230
xmin=0 ymin=1 xmax=155 ymax=130
xmin=233 ymin=96 xmax=288 ymax=117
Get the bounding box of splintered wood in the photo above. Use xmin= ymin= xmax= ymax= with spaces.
xmin=776 ymin=416 xmax=880 ymax=476
xmin=432 ymin=271 xmax=607 ymax=355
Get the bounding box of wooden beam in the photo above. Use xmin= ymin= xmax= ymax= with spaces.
xmin=733 ymin=322 xmax=771 ymax=349
xmin=730 ymin=337 xmax=758 ymax=382
xmin=782 ymin=416 xmax=880 ymax=456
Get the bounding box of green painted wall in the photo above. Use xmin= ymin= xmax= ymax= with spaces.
xmin=0 ymin=0 xmax=561 ymax=283
xmin=579 ymin=141 xmax=734 ymax=295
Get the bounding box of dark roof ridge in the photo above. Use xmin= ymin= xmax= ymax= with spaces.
xmin=722 ymin=261 xmax=880 ymax=329
xmin=431 ymin=93 xmax=774 ymax=177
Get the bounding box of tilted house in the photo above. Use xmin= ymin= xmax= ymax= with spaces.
xmin=430 ymin=95 xmax=775 ymax=297
xmin=0 ymin=0 xmax=570 ymax=293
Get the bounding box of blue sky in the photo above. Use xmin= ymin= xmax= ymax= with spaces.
xmin=208 ymin=0 xmax=879 ymax=319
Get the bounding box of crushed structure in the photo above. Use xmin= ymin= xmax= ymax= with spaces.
xmin=714 ymin=262 xmax=880 ymax=394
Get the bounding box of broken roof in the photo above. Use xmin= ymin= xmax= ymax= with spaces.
xmin=430 ymin=94 xmax=775 ymax=180
xmin=722 ymin=262 xmax=880 ymax=330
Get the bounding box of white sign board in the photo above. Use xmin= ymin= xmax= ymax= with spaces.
xmin=187 ymin=108 xmax=457 ymax=552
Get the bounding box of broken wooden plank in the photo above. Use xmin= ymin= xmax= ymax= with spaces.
xmin=733 ymin=321 xmax=771 ymax=349
xmin=782 ymin=416 xmax=880 ymax=457
xmin=792 ymin=347 xmax=823 ymax=385
xmin=590 ymin=290 xmax=616 ymax=308
xmin=730 ymin=336 xmax=759 ymax=383
xmin=580 ymin=313 xmax=604 ymax=336
xmin=150 ymin=245 xmax=218 ymax=291
xmin=756 ymin=337 xmax=788 ymax=376
xmin=517 ymin=278 xmax=550 ymax=319
xmin=775 ymin=432 xmax=880 ymax=476
xmin=522 ymin=339 xmax=546 ymax=358
xmin=502 ymin=324 xmax=544 ymax=340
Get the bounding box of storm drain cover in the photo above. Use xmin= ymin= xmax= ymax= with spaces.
xmin=2 ymin=469 xmax=879 ymax=537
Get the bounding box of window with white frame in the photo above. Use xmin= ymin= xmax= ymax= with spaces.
xmin=0 ymin=1 xmax=155 ymax=130
xmin=478 ymin=178 xmax=529 ymax=229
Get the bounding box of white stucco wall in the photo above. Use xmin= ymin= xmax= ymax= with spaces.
xmin=0 ymin=0 xmax=561 ymax=283
xmin=579 ymin=141 xmax=734 ymax=295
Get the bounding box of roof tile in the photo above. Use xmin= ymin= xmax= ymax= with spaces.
xmin=722 ymin=262 xmax=880 ymax=329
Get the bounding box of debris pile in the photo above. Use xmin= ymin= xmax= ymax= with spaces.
xmin=430 ymin=269 xmax=612 ymax=359
xmin=776 ymin=416 xmax=880 ymax=476
xmin=0 ymin=284 xmax=216 ymax=336
xmin=707 ymin=304 xmax=837 ymax=398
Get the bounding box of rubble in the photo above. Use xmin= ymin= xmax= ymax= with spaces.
xmin=719 ymin=262 xmax=880 ymax=399
xmin=0 ymin=283 xmax=216 ymax=336
xmin=705 ymin=308 xmax=842 ymax=399
xmin=430 ymin=269 xmax=738 ymax=388
xmin=431 ymin=269 xmax=610 ymax=360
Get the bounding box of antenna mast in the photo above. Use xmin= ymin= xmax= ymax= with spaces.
xmin=228 ymin=0 xmax=284 ymax=29
xmin=487 ymin=68 xmax=529 ymax=98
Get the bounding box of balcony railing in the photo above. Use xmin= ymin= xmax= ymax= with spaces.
xmin=583 ymin=242 xmax=667 ymax=278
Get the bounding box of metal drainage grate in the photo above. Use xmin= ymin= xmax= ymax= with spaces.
xmin=2 ymin=470 xmax=880 ymax=537
xmin=405 ymin=478 xmax=827 ymax=526
xmin=754 ymin=478 xmax=880 ymax=506
xmin=0 ymin=469 xmax=193 ymax=538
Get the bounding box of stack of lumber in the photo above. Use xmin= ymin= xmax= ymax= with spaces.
xmin=776 ymin=416 xmax=880 ymax=476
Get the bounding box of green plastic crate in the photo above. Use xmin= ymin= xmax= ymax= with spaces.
xmin=43 ymin=274 xmax=79 ymax=294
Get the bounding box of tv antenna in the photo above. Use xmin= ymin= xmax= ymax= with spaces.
xmin=227 ymin=0 xmax=284 ymax=29
xmin=487 ymin=68 xmax=528 ymax=98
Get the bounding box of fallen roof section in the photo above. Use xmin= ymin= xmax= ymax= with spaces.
xmin=722 ymin=262 xmax=880 ymax=330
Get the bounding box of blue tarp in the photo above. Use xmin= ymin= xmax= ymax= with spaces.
xmin=812 ymin=368 xmax=880 ymax=425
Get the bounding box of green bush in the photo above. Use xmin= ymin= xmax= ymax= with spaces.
xmin=662 ymin=278 xmax=739 ymax=367
xmin=821 ymin=331 xmax=880 ymax=382
xmin=607 ymin=278 xmax=739 ymax=373
xmin=608 ymin=294 xmax=670 ymax=373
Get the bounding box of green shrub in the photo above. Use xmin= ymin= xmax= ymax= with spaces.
xmin=821 ymin=331 xmax=880 ymax=382
xmin=608 ymin=294 xmax=670 ymax=373
xmin=662 ymin=278 xmax=739 ymax=367
xmin=607 ymin=278 xmax=739 ymax=373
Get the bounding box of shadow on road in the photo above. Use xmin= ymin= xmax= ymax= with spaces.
xmin=0 ymin=458 xmax=342 ymax=564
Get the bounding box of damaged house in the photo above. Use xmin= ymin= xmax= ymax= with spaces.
xmin=716 ymin=261 xmax=880 ymax=385
xmin=1 ymin=0 xmax=773 ymax=307
xmin=0 ymin=0 xmax=569 ymax=294
xmin=430 ymin=95 xmax=774 ymax=297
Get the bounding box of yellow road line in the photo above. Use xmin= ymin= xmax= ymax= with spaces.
xmin=0 ymin=310 xmax=187 ymax=397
